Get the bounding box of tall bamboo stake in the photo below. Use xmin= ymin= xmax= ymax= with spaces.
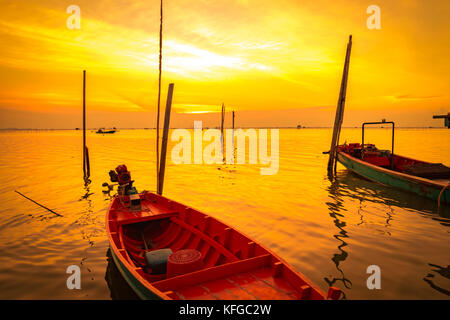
xmin=232 ymin=111 xmax=235 ymax=131
xmin=83 ymin=70 xmax=86 ymax=179
xmin=327 ymin=35 xmax=352 ymax=175
xmin=232 ymin=110 xmax=235 ymax=153
xmin=158 ymin=83 xmax=174 ymax=195
xmin=220 ymin=103 xmax=225 ymax=159
xmin=156 ymin=0 xmax=163 ymax=192
xmin=85 ymin=146 xmax=90 ymax=180
xmin=82 ymin=70 xmax=90 ymax=183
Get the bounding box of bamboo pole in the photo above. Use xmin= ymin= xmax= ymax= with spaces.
xmin=82 ymin=70 xmax=90 ymax=183
xmin=15 ymin=190 xmax=63 ymax=217
xmin=232 ymin=111 xmax=235 ymax=131
xmin=156 ymin=0 xmax=163 ymax=192
xmin=327 ymin=35 xmax=353 ymax=175
xmin=232 ymin=110 xmax=235 ymax=154
xmin=220 ymin=103 xmax=225 ymax=160
xmin=83 ymin=70 xmax=86 ymax=179
xmin=157 ymin=83 xmax=174 ymax=195
xmin=85 ymin=146 xmax=90 ymax=179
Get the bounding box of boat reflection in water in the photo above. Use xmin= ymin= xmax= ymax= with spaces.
xmin=332 ymin=170 xmax=450 ymax=219
xmin=423 ymin=263 xmax=450 ymax=297
xmin=105 ymin=249 xmax=139 ymax=300
xmin=325 ymin=170 xmax=450 ymax=299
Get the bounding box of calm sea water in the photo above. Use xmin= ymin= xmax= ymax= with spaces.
xmin=0 ymin=128 xmax=449 ymax=300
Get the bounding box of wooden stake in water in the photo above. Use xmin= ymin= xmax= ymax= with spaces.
xmin=156 ymin=0 xmax=164 ymax=193
xmin=82 ymin=70 xmax=90 ymax=183
xmin=232 ymin=110 xmax=235 ymax=154
xmin=327 ymin=35 xmax=352 ymax=175
xmin=15 ymin=190 xmax=63 ymax=217
xmin=85 ymin=146 xmax=90 ymax=180
xmin=220 ymin=103 xmax=225 ymax=160
xmin=232 ymin=111 xmax=235 ymax=130
xmin=157 ymin=83 xmax=174 ymax=195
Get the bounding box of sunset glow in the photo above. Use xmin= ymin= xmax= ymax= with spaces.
xmin=0 ymin=0 xmax=449 ymax=128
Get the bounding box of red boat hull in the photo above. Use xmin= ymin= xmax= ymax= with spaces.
xmin=106 ymin=191 xmax=340 ymax=300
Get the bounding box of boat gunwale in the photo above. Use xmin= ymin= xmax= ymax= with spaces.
xmin=106 ymin=198 xmax=170 ymax=300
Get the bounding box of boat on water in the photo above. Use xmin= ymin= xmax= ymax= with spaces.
xmin=96 ymin=128 xmax=117 ymax=134
xmin=336 ymin=121 xmax=450 ymax=205
xmin=105 ymin=165 xmax=341 ymax=300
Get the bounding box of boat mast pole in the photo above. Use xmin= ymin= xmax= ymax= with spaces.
xmin=156 ymin=0 xmax=163 ymax=192
xmin=328 ymin=35 xmax=352 ymax=176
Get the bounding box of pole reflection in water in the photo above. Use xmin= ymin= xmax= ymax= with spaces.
xmin=77 ymin=184 xmax=100 ymax=287
xmin=325 ymin=176 xmax=352 ymax=299
xmin=423 ymin=264 xmax=450 ymax=297
xmin=328 ymin=170 xmax=450 ymax=298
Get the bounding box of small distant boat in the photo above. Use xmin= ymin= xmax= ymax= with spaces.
xmin=96 ymin=128 xmax=117 ymax=134
xmin=105 ymin=166 xmax=341 ymax=300
xmin=337 ymin=121 xmax=450 ymax=205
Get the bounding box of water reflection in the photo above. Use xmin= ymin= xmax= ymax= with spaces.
xmin=384 ymin=207 xmax=394 ymax=236
xmin=329 ymin=170 xmax=450 ymax=298
xmin=77 ymin=184 xmax=97 ymax=282
xmin=104 ymin=249 xmax=139 ymax=300
xmin=423 ymin=263 xmax=450 ymax=297
xmin=77 ymin=185 xmax=95 ymax=246
xmin=335 ymin=170 xmax=450 ymax=219
xmin=324 ymin=176 xmax=352 ymax=299
xmin=1 ymin=129 xmax=448 ymax=299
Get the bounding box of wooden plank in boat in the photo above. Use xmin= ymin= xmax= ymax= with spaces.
xmin=152 ymin=254 xmax=271 ymax=292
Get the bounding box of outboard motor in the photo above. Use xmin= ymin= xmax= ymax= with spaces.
xmin=108 ymin=164 xmax=141 ymax=210
xmin=115 ymin=165 xmax=132 ymax=185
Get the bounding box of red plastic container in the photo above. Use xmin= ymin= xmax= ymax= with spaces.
xmin=167 ymin=249 xmax=204 ymax=278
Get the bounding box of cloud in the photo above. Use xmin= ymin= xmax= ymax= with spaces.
xmin=386 ymin=94 xmax=443 ymax=101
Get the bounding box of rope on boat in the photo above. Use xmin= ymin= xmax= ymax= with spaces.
xmin=438 ymin=184 xmax=450 ymax=210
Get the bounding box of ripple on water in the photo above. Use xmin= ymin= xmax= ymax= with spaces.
xmin=0 ymin=128 xmax=449 ymax=299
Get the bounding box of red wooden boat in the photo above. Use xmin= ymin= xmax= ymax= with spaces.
xmin=105 ymin=167 xmax=341 ymax=300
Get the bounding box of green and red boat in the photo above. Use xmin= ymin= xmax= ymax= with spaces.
xmin=336 ymin=121 xmax=450 ymax=205
xmin=105 ymin=165 xmax=341 ymax=300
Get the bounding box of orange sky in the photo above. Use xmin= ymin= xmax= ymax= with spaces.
xmin=0 ymin=0 xmax=449 ymax=128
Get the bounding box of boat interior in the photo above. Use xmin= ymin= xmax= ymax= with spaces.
xmin=107 ymin=192 xmax=333 ymax=300
xmin=339 ymin=143 xmax=450 ymax=181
